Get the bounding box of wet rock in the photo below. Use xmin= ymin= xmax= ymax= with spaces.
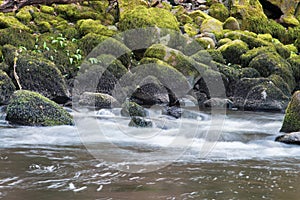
xmin=129 ymin=116 xmax=153 ymax=128
xmin=79 ymin=92 xmax=118 ymax=110
xmin=6 ymin=90 xmax=73 ymax=126
xmin=233 ymin=78 xmax=289 ymax=111
xmin=2 ymin=45 xmax=70 ymax=104
xmin=280 ymin=91 xmax=300 ymax=133
xmin=0 ymin=70 xmax=15 ymax=105
xmin=275 ymin=132 xmax=300 ymax=145
xmin=203 ymin=98 xmax=233 ymax=109
xmin=121 ymin=101 xmax=148 ymax=117
xmin=130 ymin=76 xmax=169 ymax=106
xmin=162 ymin=106 xmax=182 ymax=118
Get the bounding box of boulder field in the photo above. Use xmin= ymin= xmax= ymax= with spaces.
xmin=0 ymin=0 xmax=299 ymax=128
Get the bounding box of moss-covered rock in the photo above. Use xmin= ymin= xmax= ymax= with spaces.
xmin=0 ymin=15 xmax=30 ymax=31
xmin=287 ymin=55 xmax=300 ymax=81
xmin=248 ymin=52 xmax=295 ymax=90
xmin=0 ymin=28 xmax=35 ymax=50
xmin=240 ymin=46 xmax=277 ymax=67
xmin=79 ymin=92 xmax=118 ymax=109
xmin=77 ymin=19 xmax=116 ymax=37
xmin=6 ymin=90 xmax=73 ymax=126
xmin=218 ymin=39 xmax=249 ymax=64
xmin=191 ymin=49 xmax=225 ymax=65
xmin=2 ymin=45 xmax=70 ymax=103
xmin=183 ymin=23 xmax=199 ymax=37
xmin=200 ymin=18 xmax=223 ymax=33
xmin=0 ymin=70 xmax=15 ymax=105
xmin=217 ymin=38 xmax=232 ymax=47
xmin=121 ymin=101 xmax=147 ymax=117
xmin=240 ymin=67 xmax=261 ymax=78
xmin=119 ymin=6 xmax=179 ymax=31
xmin=233 ymin=78 xmax=289 ymax=111
xmin=40 ymin=5 xmax=55 ymax=15
xmin=118 ymin=0 xmax=148 ymax=18
xmin=15 ymin=7 xmax=33 ymax=23
xmin=280 ymin=91 xmax=300 ymax=132
xmin=55 ymin=4 xmax=103 ymax=21
xmin=129 ymin=116 xmax=153 ymax=128
xmin=223 ymin=17 xmax=240 ymax=30
xmin=144 ymin=44 xmax=202 ymax=81
xmin=208 ymin=3 xmax=229 ymax=22
xmin=195 ymin=37 xmax=216 ymax=49
xmin=78 ymin=33 xmax=107 ymax=56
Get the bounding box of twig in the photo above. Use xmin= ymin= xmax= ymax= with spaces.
xmin=13 ymin=50 xmax=22 ymax=90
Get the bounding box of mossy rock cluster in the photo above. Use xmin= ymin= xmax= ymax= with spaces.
xmin=121 ymin=101 xmax=147 ymax=117
xmin=78 ymin=92 xmax=118 ymax=109
xmin=6 ymin=90 xmax=73 ymax=126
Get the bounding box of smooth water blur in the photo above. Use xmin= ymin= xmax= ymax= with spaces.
xmin=0 ymin=108 xmax=299 ymax=199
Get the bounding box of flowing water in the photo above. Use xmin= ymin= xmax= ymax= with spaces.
xmin=0 ymin=107 xmax=299 ymax=199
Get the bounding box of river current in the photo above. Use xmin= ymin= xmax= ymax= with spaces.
xmin=0 ymin=107 xmax=299 ymax=199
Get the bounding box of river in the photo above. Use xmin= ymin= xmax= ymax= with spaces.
xmin=0 ymin=107 xmax=299 ymax=199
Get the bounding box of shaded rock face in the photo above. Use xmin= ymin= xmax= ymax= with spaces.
xmin=232 ymin=78 xmax=289 ymax=111
xmin=6 ymin=90 xmax=73 ymax=126
xmin=2 ymin=45 xmax=70 ymax=104
xmin=0 ymin=70 xmax=15 ymax=105
xmin=280 ymin=91 xmax=300 ymax=133
xmin=275 ymin=132 xmax=300 ymax=145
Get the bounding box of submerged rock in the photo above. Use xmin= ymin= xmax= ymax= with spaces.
xmin=6 ymin=90 xmax=73 ymax=126
xmin=280 ymin=91 xmax=300 ymax=133
xmin=275 ymin=132 xmax=300 ymax=145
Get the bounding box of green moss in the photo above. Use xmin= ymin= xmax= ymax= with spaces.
xmin=191 ymin=49 xmax=225 ymax=65
xmin=55 ymin=4 xmax=103 ymax=21
xmin=281 ymin=14 xmax=299 ymax=27
xmin=183 ymin=23 xmax=199 ymax=37
xmin=0 ymin=15 xmax=30 ymax=31
xmin=36 ymin=21 xmax=52 ymax=33
xmin=188 ymin=10 xmax=211 ymax=21
xmin=287 ymin=55 xmax=300 ymax=81
xmin=217 ymin=38 xmax=232 ymax=47
xmin=223 ymin=17 xmax=240 ymax=30
xmin=78 ymin=33 xmax=107 ymax=56
xmin=280 ymin=91 xmax=300 ymax=132
xmin=177 ymin=14 xmax=193 ymax=26
xmin=0 ymin=28 xmax=35 ymax=50
xmin=195 ymin=37 xmax=215 ymax=49
xmin=200 ymin=18 xmax=223 ymax=33
xmin=40 ymin=5 xmax=55 ymax=15
xmin=119 ymin=6 xmax=179 ymax=31
xmin=248 ymin=52 xmax=295 ymax=90
xmin=269 ymin=74 xmax=291 ymax=96
xmin=230 ymin=0 xmax=266 ymax=22
xmin=6 ymin=90 xmax=73 ymax=126
xmin=77 ymin=19 xmax=116 ymax=37
xmin=257 ymin=33 xmax=273 ymax=42
xmin=0 ymin=70 xmax=15 ymax=105
xmin=240 ymin=46 xmax=276 ymax=67
xmin=208 ymin=3 xmax=229 ymax=22
xmin=118 ymin=0 xmax=148 ymax=18
xmin=15 ymin=7 xmax=32 ymax=23
xmin=240 ymin=67 xmax=260 ymax=78
xmin=121 ymin=101 xmax=147 ymax=117
xmin=218 ymin=39 xmax=249 ymax=64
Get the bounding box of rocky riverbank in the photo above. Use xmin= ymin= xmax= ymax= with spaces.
xmin=0 ymin=0 xmax=299 ymax=129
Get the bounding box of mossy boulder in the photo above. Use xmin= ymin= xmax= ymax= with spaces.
xmin=130 ymin=75 xmax=169 ymax=106
xmin=78 ymin=33 xmax=107 ymax=56
xmin=287 ymin=55 xmax=300 ymax=81
xmin=280 ymin=91 xmax=300 ymax=132
xmin=144 ymin=44 xmax=202 ymax=81
xmin=0 ymin=70 xmax=15 ymax=105
xmin=119 ymin=6 xmax=179 ymax=31
xmin=191 ymin=49 xmax=225 ymax=65
xmin=233 ymin=78 xmax=289 ymax=111
xmin=208 ymin=3 xmax=229 ymax=22
xmin=121 ymin=101 xmax=147 ymax=117
xmin=77 ymin=54 xmax=128 ymax=95
xmin=129 ymin=116 xmax=153 ymax=128
xmin=0 ymin=15 xmax=30 ymax=31
xmin=40 ymin=5 xmax=55 ymax=15
xmin=223 ymin=17 xmax=240 ymax=30
xmin=224 ymin=31 xmax=270 ymax=49
xmin=183 ymin=23 xmax=199 ymax=37
xmin=2 ymin=45 xmax=70 ymax=104
xmin=77 ymin=19 xmax=116 ymax=37
xmin=200 ymin=18 xmax=223 ymax=33
xmin=218 ymin=39 xmax=249 ymax=64
xmin=6 ymin=90 xmax=73 ymax=126
xmin=248 ymin=52 xmax=295 ymax=90
xmin=240 ymin=67 xmax=261 ymax=78
xmin=118 ymin=0 xmax=148 ymax=18
xmin=78 ymin=92 xmax=118 ymax=109
xmin=0 ymin=28 xmax=35 ymax=50
xmin=230 ymin=0 xmax=267 ymax=23
xmin=240 ymin=46 xmax=277 ymax=67
xmin=15 ymin=7 xmax=33 ymax=23
xmin=55 ymin=4 xmax=103 ymax=21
